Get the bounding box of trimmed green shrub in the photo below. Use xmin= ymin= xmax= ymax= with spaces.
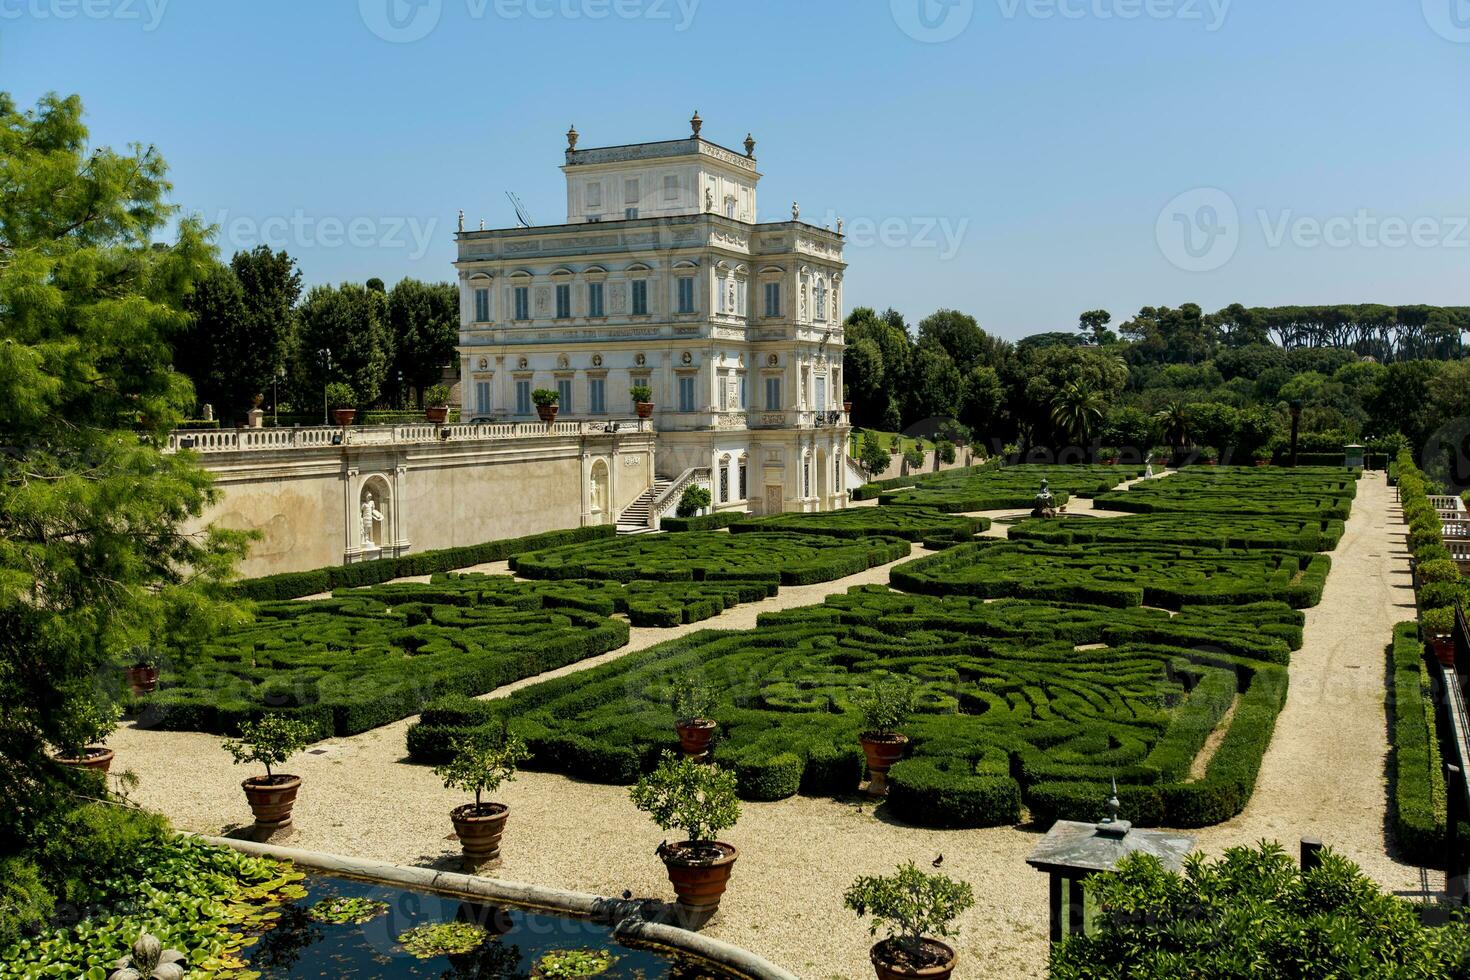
xmin=729 ymin=507 xmax=987 ymax=543
xmin=1391 ymin=621 xmax=1446 ymax=865
xmin=661 ymin=511 xmax=743 ymax=532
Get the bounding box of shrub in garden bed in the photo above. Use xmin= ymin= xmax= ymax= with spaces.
xmin=1390 ymin=621 xmax=1448 ymax=864
xmin=873 ymin=462 xmax=1139 ymax=512
xmin=1090 ymin=465 xmax=1358 ymax=520
xmin=137 ymin=580 xmax=630 ymax=737
xmin=660 ymin=510 xmax=744 ymax=532
xmin=409 ymin=588 xmax=1290 ymax=829
xmin=728 ymin=506 xmax=987 ymax=543
xmin=1007 ymin=513 xmax=1346 ymax=552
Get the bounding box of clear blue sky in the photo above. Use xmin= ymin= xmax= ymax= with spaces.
xmin=7 ymin=0 xmax=1468 ymax=338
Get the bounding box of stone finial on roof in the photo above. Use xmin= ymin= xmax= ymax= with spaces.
xmin=567 ymin=124 xmax=579 ymax=151
xmin=691 ymin=110 xmax=703 ymax=138
xmin=744 ymin=133 xmax=756 ymax=158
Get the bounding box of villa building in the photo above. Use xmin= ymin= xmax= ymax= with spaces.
xmin=453 ymin=114 xmax=852 ymax=519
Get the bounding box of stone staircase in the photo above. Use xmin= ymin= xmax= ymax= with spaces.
xmin=617 ymin=478 xmax=672 ymax=534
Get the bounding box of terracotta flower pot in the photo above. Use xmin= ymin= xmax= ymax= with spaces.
xmin=451 ymin=802 xmax=509 ymax=870
xmin=860 ymin=732 xmax=910 ymax=798
xmin=125 ymin=665 xmax=159 ymax=696
xmin=1432 ymin=635 xmax=1456 ymax=666
xmin=843 ymin=401 xmax=853 ymax=414
xmin=635 ymin=402 xmax=654 ymax=419
xmin=55 ymin=746 xmax=114 ymax=773
xmin=676 ymin=719 xmax=717 ymax=760
xmin=536 ymin=405 xmax=559 ymax=424
xmin=242 ymin=774 xmax=302 ymax=832
xmin=869 ymin=938 xmax=957 ymax=980
xmin=425 ymin=406 xmax=449 ymax=424
xmin=661 ymin=841 xmax=737 ymax=927
xmin=332 ymin=408 xmax=356 ymax=427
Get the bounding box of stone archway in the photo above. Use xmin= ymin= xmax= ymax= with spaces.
xmin=589 ymin=459 xmax=610 ymax=523
xmin=359 ymin=476 xmax=393 ymax=553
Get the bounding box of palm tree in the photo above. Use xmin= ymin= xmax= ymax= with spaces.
xmin=1050 ymin=382 xmax=1105 ymax=447
xmin=1154 ymin=400 xmax=1190 ymax=448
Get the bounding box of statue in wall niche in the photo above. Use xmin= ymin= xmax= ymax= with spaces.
xmin=361 ymin=493 xmax=383 ymax=550
xmin=706 ymin=187 xmax=715 ymax=213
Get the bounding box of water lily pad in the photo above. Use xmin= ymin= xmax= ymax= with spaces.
xmin=307 ymin=896 xmax=390 ymax=926
xmin=396 ymin=921 xmax=487 ymax=959
xmin=533 ymin=947 xmax=616 ymax=978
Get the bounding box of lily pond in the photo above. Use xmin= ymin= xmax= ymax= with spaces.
xmin=240 ymin=873 xmax=743 ymax=979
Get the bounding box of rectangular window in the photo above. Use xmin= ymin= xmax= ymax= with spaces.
xmin=557 ymin=378 xmax=573 ymax=413
xmin=720 ymin=465 xmax=730 ymax=503
xmin=803 ymin=458 xmax=811 ymax=498
xmin=738 ymin=375 xmax=747 ymax=408
xmin=555 ymin=284 xmax=572 ymax=320
xmin=625 ymin=207 xmax=639 ymax=220
xmin=764 ymin=282 xmax=781 ymax=318
xmin=664 ymin=174 xmax=679 ymax=200
xmin=815 ymin=376 xmax=827 ymax=411
xmin=588 ymin=282 xmax=605 ymax=318
xmin=515 ymin=380 xmax=531 ymax=416
xmin=678 ymin=376 xmax=696 ymax=413
xmin=624 ymin=178 xmax=639 ymax=207
xmin=725 ymin=198 xmax=736 ymax=219
xmin=514 ymin=286 xmax=530 ymax=321
xmin=718 ymin=377 xmax=729 ymax=412
xmin=474 ymin=381 xmax=491 ymax=416
xmin=631 ymin=279 xmax=648 ymax=316
xmin=474 ymin=288 xmax=490 ymax=323
xmin=765 ymin=377 xmax=781 ymax=411
xmin=738 ymin=461 xmax=748 ymax=501
xmin=677 ymin=277 xmax=695 ymax=314
xmin=589 ymin=378 xmax=606 ymax=414
xmin=586 ymin=182 xmax=602 ymax=208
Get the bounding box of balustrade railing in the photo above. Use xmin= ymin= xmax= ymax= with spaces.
xmin=166 ymin=419 xmax=652 ymax=454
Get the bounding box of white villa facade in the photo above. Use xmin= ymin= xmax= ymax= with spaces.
xmin=453 ymin=116 xmax=851 ymax=518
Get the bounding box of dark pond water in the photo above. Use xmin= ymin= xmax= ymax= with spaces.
xmin=242 ymin=873 xmax=741 ymax=979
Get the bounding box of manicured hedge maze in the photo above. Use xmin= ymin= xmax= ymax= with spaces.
xmin=727 ymin=507 xmax=989 ymax=543
xmin=873 ymin=464 xmax=1143 ymax=513
xmin=1007 ymin=513 xmax=1346 ymax=553
xmin=1092 ymin=466 xmax=1358 ymax=519
xmin=510 ymin=531 xmax=910 ymax=587
xmin=137 ymin=580 xmax=629 ymax=737
xmin=1389 ymin=621 xmax=1447 ymax=865
xmin=408 ymin=586 xmax=1291 ymax=829
xmin=892 ymin=539 xmax=1332 ymax=609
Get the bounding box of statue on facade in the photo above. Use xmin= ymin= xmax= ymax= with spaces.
xmin=361 ymin=493 xmax=383 ymax=551
xmin=837 ymin=216 xmax=844 ymax=234
xmin=457 ymin=209 xmax=464 ymax=233
xmin=792 ymin=201 xmax=800 ymax=221
xmin=706 ymin=187 xmax=714 ymax=213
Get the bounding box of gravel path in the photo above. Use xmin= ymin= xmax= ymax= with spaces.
xmin=112 ymin=471 xmax=1419 ymax=979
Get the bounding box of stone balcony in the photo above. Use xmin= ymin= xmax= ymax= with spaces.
xmin=166 ymin=419 xmax=654 ymax=455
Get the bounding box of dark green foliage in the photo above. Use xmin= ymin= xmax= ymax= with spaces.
xmin=1008 ymin=514 xmax=1346 ymax=552
xmin=729 ymin=507 xmax=988 ymax=543
xmin=234 ymin=525 xmax=615 ymax=600
xmin=851 ymin=462 xmax=998 ymax=501
xmin=892 ymin=539 xmax=1332 ymax=610
xmin=875 ymin=464 xmax=1138 ymax=512
xmin=1091 ymin=465 xmax=1359 ymax=520
xmin=660 ymin=511 xmax=743 ymax=532
xmin=1050 ymin=844 xmax=1470 ymax=978
xmin=1390 ymin=621 xmax=1446 ymax=865
xmin=511 ymin=531 xmax=909 ymax=588
xmin=138 ymin=578 xmax=629 ymax=737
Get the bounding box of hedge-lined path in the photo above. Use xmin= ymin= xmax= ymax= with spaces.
xmin=1188 ymin=470 xmax=1423 ymax=891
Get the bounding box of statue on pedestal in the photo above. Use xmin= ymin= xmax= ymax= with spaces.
xmin=361 ymin=493 xmax=383 ymax=551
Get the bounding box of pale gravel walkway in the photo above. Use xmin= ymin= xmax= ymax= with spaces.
xmin=113 ymin=470 xmax=1419 ymax=980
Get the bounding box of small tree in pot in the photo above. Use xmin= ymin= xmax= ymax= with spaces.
xmin=53 ymin=694 xmax=120 ymax=773
xmin=853 ymin=676 xmax=915 ymax=798
xmin=669 ymin=676 xmax=717 ymax=761
xmin=124 ymin=646 xmax=162 ymax=697
xmin=631 ymin=384 xmax=655 ymax=420
xmin=223 ymin=715 xmax=314 ymax=836
xmin=435 ymin=730 xmax=530 ymax=870
xmin=326 ymin=382 xmax=357 ymax=427
xmin=1424 ymin=606 xmax=1457 ymax=666
xmin=676 ymin=484 xmax=711 ymax=518
xmin=532 ymin=388 xmax=560 ymax=423
xmin=424 ymin=383 xmax=452 ymax=425
xmin=845 ymin=862 xmax=975 ymax=980
xmin=630 ymin=751 xmax=741 ymax=928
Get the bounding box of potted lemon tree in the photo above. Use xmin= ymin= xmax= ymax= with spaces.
xmin=223 ymin=716 xmax=315 ymax=836
xmin=845 ymin=862 xmax=975 ymax=980
xmin=630 ymin=751 xmax=741 ymax=928
xmin=53 ymin=695 xmax=120 ymax=773
xmin=532 ymin=388 xmax=560 ymax=423
xmin=631 ymin=384 xmax=655 ymax=420
xmin=435 ymin=730 xmax=530 ymax=870
xmin=854 ymin=676 xmax=915 ymax=798
xmin=124 ymin=646 xmax=161 ymax=697
xmin=670 ymin=676 xmax=717 ymax=761
xmin=326 ymin=382 xmax=357 ymax=427
xmin=424 ymin=383 xmax=451 ymax=425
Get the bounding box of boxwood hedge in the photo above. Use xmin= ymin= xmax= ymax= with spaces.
xmin=1390 ymin=620 xmax=1447 ymax=864
xmin=872 ymin=464 xmax=1140 ymax=513
xmin=727 ymin=507 xmax=988 ymax=543
xmin=1007 ymin=513 xmax=1346 ymax=552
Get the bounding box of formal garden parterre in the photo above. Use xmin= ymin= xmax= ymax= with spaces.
xmin=861 ymin=463 xmax=1144 ymax=511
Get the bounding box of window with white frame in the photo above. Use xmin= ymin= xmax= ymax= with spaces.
xmin=764 ymin=281 xmax=781 ymax=318
xmin=589 ymin=377 xmax=606 ymax=414
xmin=725 ymin=196 xmax=736 ymax=219
xmin=557 ymin=378 xmax=573 ymax=412
xmin=738 ymin=458 xmax=748 ymax=500
xmin=515 ymin=380 xmax=531 ymax=415
xmin=588 ymin=282 xmax=605 ymax=317
xmin=802 ymin=455 xmax=811 ymax=498
xmin=678 ymin=375 xmax=696 ymax=413
xmin=677 ymin=277 xmax=695 ymax=314
xmin=719 ymin=461 xmax=730 ymax=502
xmin=474 ymin=381 xmax=491 ymax=416
xmin=555 ymin=284 xmax=572 ymax=320
xmin=716 ymin=274 xmax=728 ymax=313
xmin=735 ymin=277 xmax=747 ymax=317
xmin=765 ymin=376 xmax=781 ymax=411
xmin=835 ymin=451 xmax=843 ymax=491
xmin=624 ymin=178 xmax=639 ymax=207
xmin=513 ymin=286 xmax=530 ymax=321
xmin=815 ymin=278 xmax=827 ymax=321
xmin=631 ymin=279 xmax=648 ymax=315
xmin=718 ymin=374 xmax=729 ymax=412
xmin=474 ymin=287 xmax=490 ymax=322
xmin=738 ymin=374 xmax=747 ymax=408
xmin=815 ymin=375 xmax=827 ymax=411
